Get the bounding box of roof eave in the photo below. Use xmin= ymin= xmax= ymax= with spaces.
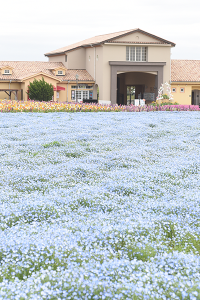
xmin=45 ymin=28 xmax=176 ymax=56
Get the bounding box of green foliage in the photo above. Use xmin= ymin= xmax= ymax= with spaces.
xmin=162 ymin=93 xmax=169 ymax=99
xmin=151 ymin=101 xmax=179 ymax=106
xmin=43 ymin=141 xmax=62 ymax=148
xmin=28 ymin=77 xmax=54 ymax=102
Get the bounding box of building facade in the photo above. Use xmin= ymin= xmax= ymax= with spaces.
xmin=1 ymin=29 xmax=200 ymax=105
xmin=0 ymin=61 xmax=94 ymax=102
xmin=45 ymin=28 xmax=176 ymax=105
xmin=171 ymin=60 xmax=200 ymax=106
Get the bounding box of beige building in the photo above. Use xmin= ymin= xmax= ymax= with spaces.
xmin=0 ymin=61 xmax=94 ymax=102
xmin=171 ymin=60 xmax=200 ymax=106
xmin=45 ymin=28 xmax=176 ymax=105
xmin=1 ymin=29 xmax=200 ymax=105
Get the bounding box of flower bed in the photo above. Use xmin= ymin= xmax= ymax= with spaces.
xmin=0 ymin=99 xmax=199 ymax=112
xmin=0 ymin=112 xmax=199 ymax=299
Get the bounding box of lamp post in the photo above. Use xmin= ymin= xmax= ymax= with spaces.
xmin=67 ymin=80 xmax=70 ymax=103
xmin=75 ymin=74 xmax=79 ymax=103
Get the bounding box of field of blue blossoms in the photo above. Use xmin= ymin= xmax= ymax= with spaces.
xmin=0 ymin=111 xmax=200 ymax=300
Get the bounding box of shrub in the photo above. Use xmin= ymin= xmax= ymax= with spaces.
xmin=28 ymin=77 xmax=54 ymax=102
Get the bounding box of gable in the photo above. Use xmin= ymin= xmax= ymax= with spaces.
xmin=45 ymin=29 xmax=175 ymax=56
xmin=111 ymin=32 xmax=164 ymax=44
xmin=21 ymin=72 xmax=62 ymax=82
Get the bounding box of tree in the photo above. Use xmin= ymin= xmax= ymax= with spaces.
xmin=28 ymin=77 xmax=54 ymax=101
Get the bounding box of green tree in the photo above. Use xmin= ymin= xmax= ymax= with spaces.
xmin=28 ymin=77 xmax=54 ymax=101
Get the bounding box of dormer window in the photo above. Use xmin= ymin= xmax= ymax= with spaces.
xmin=4 ymin=69 xmax=10 ymax=74
xmin=57 ymin=70 xmax=63 ymax=75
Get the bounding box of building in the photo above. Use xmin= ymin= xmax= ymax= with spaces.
xmin=0 ymin=61 xmax=94 ymax=102
xmin=1 ymin=29 xmax=200 ymax=105
xmin=171 ymin=60 xmax=200 ymax=106
xmin=45 ymin=28 xmax=176 ymax=105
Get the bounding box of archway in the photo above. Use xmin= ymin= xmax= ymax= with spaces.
xmin=117 ymin=71 xmax=157 ymax=105
xmin=110 ymin=61 xmax=166 ymax=105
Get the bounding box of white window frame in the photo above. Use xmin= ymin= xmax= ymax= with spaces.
xmin=4 ymin=69 xmax=10 ymax=74
xmin=180 ymin=88 xmax=185 ymax=93
xmin=126 ymin=46 xmax=147 ymax=62
xmin=57 ymin=70 xmax=63 ymax=75
xmin=75 ymin=90 xmax=89 ymax=102
xmin=172 ymin=88 xmax=176 ymax=93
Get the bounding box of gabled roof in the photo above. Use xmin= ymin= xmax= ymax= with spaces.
xmin=19 ymin=71 xmax=62 ymax=82
xmin=0 ymin=65 xmax=14 ymax=70
xmin=45 ymin=28 xmax=175 ymax=56
xmin=171 ymin=60 xmax=200 ymax=82
xmin=0 ymin=61 xmax=94 ymax=82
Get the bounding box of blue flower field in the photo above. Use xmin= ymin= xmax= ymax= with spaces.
xmin=0 ymin=112 xmax=200 ymax=299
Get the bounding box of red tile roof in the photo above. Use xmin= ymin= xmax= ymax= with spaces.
xmin=0 ymin=61 xmax=94 ymax=82
xmin=45 ymin=28 xmax=175 ymax=56
xmin=171 ymin=60 xmax=200 ymax=82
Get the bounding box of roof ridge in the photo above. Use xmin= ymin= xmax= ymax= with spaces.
xmin=45 ymin=28 xmax=175 ymax=56
xmin=93 ymin=28 xmax=134 ymax=38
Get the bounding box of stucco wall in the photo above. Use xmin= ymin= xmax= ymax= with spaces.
xmin=100 ymin=44 xmax=171 ymax=101
xmin=67 ymin=48 xmax=86 ymax=69
xmin=171 ymin=83 xmax=200 ymax=105
xmin=0 ymin=82 xmax=22 ymax=100
xmin=49 ymin=55 xmax=66 ymax=67
xmin=86 ymin=47 xmax=95 ymax=79
xmin=48 ymin=48 xmax=86 ymax=70
xmin=101 ymin=45 xmax=125 ymax=100
xmin=148 ymin=46 xmax=171 ymax=87
xmin=94 ymin=47 xmax=103 ymax=100
xmin=112 ymin=32 xmax=165 ymax=43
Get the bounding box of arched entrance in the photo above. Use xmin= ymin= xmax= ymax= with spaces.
xmin=110 ymin=61 xmax=166 ymax=105
xmin=117 ymin=71 xmax=157 ymax=105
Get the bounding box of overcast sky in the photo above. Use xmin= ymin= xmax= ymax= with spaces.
xmin=0 ymin=0 xmax=199 ymax=62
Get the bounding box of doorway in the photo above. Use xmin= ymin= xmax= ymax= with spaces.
xmin=126 ymin=85 xmax=145 ymax=105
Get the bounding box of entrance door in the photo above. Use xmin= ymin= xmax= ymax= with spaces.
xmin=76 ymin=90 xmax=89 ymax=102
xmin=192 ymin=90 xmax=200 ymax=105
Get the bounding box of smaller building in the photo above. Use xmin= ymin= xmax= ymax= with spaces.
xmin=171 ymin=60 xmax=200 ymax=106
xmin=0 ymin=61 xmax=95 ymax=102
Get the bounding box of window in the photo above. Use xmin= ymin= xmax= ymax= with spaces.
xmin=4 ymin=69 xmax=10 ymax=74
xmin=180 ymin=88 xmax=185 ymax=93
xmin=65 ymin=55 xmax=67 ymax=62
xmin=126 ymin=47 xmax=147 ymax=62
xmin=72 ymin=90 xmax=90 ymax=102
xmin=71 ymin=90 xmax=75 ymax=100
xmin=172 ymin=88 xmax=176 ymax=93
xmin=72 ymin=85 xmax=87 ymax=89
xmin=83 ymin=91 xmax=89 ymax=99
xmin=76 ymin=91 xmax=82 ymax=100
xmin=75 ymin=91 xmax=89 ymax=101
xmin=57 ymin=70 xmax=63 ymax=75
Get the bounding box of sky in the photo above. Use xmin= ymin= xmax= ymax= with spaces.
xmin=0 ymin=0 xmax=200 ymax=62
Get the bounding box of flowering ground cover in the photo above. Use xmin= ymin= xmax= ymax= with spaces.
xmin=0 ymin=112 xmax=200 ymax=299
xmin=0 ymin=99 xmax=199 ymax=112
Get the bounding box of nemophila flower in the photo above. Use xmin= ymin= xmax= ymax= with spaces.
xmin=0 ymin=112 xmax=199 ymax=299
